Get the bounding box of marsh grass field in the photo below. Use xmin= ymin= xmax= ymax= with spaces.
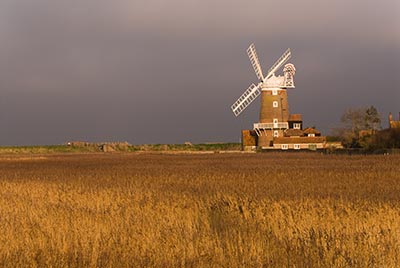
xmin=0 ymin=152 xmax=399 ymax=267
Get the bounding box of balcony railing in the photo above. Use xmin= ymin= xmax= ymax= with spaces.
xmin=253 ymin=122 xmax=289 ymax=130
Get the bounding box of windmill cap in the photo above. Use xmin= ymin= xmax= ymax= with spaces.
xmin=284 ymin=63 xmax=296 ymax=74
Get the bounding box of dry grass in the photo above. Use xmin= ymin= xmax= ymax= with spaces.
xmin=0 ymin=152 xmax=399 ymax=267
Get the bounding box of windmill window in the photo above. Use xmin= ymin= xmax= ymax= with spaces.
xmin=273 ymin=101 xmax=278 ymax=108
xmin=272 ymin=90 xmax=278 ymax=95
xmin=273 ymin=130 xmax=279 ymax=137
xmin=294 ymin=144 xmax=300 ymax=150
xmin=281 ymin=144 xmax=288 ymax=150
xmin=294 ymin=123 xmax=301 ymax=129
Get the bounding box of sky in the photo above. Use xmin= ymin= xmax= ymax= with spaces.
xmin=0 ymin=0 xmax=399 ymax=145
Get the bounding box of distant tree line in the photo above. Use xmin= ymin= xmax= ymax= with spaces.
xmin=335 ymin=106 xmax=400 ymax=150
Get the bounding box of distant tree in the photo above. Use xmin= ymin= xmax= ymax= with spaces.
xmin=336 ymin=106 xmax=381 ymax=148
xmin=364 ymin=106 xmax=381 ymax=130
xmin=338 ymin=108 xmax=364 ymax=147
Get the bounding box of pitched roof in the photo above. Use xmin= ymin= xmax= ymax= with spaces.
xmin=284 ymin=129 xmax=304 ymax=137
xmin=303 ymin=127 xmax=321 ymax=135
xmin=288 ymin=114 xmax=302 ymax=121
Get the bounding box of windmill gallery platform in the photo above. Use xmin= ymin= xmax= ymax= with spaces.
xmin=231 ymin=43 xmax=327 ymax=151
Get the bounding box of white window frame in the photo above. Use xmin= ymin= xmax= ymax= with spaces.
xmin=273 ymin=130 xmax=279 ymax=137
xmin=281 ymin=144 xmax=288 ymax=150
xmin=273 ymin=119 xmax=278 ymax=128
xmin=294 ymin=144 xmax=300 ymax=150
xmin=294 ymin=123 xmax=301 ymax=129
xmin=272 ymin=89 xmax=278 ymax=95
xmin=308 ymin=133 xmax=315 ymax=137
xmin=273 ymin=101 xmax=278 ymax=108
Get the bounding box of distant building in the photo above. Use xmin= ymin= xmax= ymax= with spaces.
xmin=389 ymin=112 xmax=400 ymax=129
xmin=359 ymin=129 xmax=375 ymax=138
xmin=232 ymin=43 xmax=329 ymax=151
xmin=242 ymin=123 xmax=328 ymax=151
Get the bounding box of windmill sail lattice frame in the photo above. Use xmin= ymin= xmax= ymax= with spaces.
xmin=231 ymin=44 xmax=294 ymax=117
xmin=231 ymin=83 xmax=262 ymax=116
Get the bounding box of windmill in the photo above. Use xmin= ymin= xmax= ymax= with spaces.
xmin=231 ymin=44 xmax=297 ymax=147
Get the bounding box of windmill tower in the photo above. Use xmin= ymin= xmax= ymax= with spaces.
xmin=231 ymin=44 xmax=297 ymax=148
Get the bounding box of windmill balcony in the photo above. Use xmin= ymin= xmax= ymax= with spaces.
xmin=253 ymin=122 xmax=289 ymax=130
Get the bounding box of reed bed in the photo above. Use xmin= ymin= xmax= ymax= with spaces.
xmin=0 ymin=152 xmax=399 ymax=267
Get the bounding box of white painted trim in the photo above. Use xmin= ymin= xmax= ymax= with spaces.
xmin=253 ymin=122 xmax=289 ymax=130
xmin=273 ymin=119 xmax=278 ymax=128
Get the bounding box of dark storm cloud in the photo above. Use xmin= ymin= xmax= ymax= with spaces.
xmin=0 ymin=0 xmax=399 ymax=145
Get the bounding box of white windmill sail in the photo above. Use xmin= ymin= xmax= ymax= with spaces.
xmin=230 ymin=44 xmax=294 ymax=117
xmin=247 ymin=44 xmax=264 ymax=81
xmin=231 ymin=83 xmax=262 ymax=116
xmin=265 ymin=48 xmax=291 ymax=80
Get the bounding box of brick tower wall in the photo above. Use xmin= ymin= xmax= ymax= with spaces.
xmin=259 ymin=89 xmax=290 ymax=123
